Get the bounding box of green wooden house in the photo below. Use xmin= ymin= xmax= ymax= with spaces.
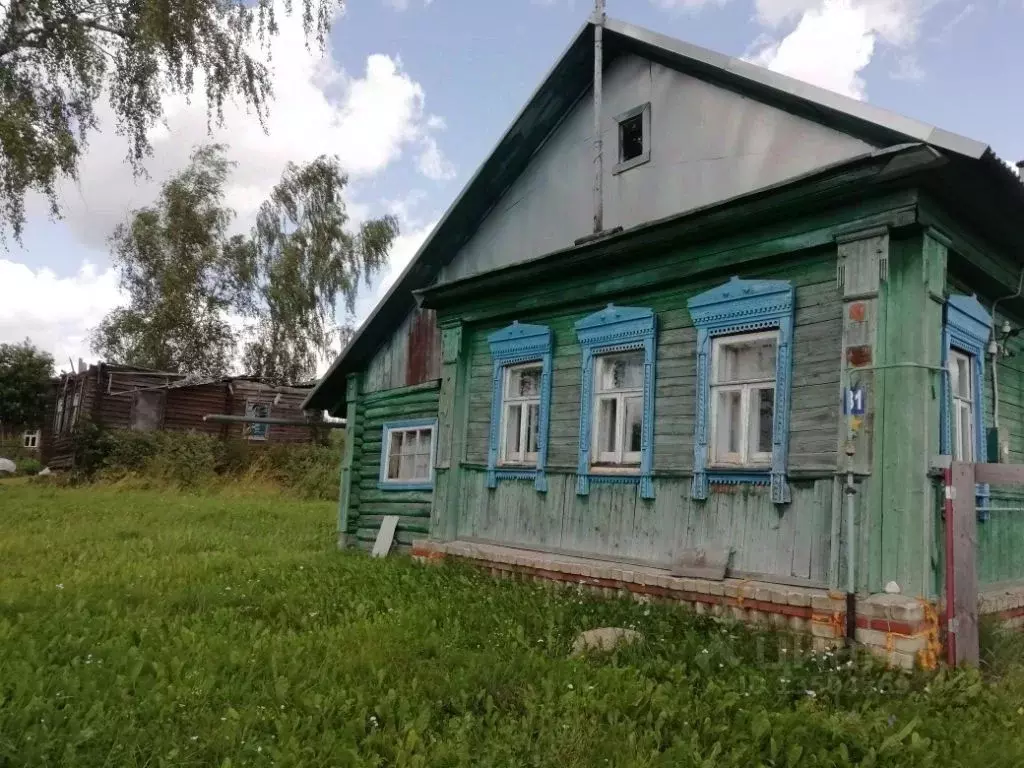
xmin=305 ymin=18 xmax=1024 ymax=645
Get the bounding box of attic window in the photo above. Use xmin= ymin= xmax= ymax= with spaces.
xmin=620 ymin=115 xmax=643 ymax=161
xmin=613 ymin=103 xmax=650 ymax=174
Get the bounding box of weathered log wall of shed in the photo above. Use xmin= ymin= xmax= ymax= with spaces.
xmin=364 ymin=308 xmax=441 ymax=394
xmin=345 ymin=380 xmax=440 ymax=552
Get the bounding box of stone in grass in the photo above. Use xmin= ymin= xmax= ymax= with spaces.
xmin=571 ymin=627 xmax=644 ymax=656
xmin=0 ymin=458 xmax=15 ymax=475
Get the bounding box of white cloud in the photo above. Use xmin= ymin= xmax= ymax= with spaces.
xmin=746 ymin=0 xmax=936 ymax=100
xmin=417 ymin=137 xmax=457 ymax=181
xmin=653 ymin=0 xmax=940 ymax=100
xmin=0 ymin=260 xmax=123 ymax=370
xmin=46 ymin=2 xmax=452 ymax=250
xmin=748 ymin=0 xmax=876 ymax=99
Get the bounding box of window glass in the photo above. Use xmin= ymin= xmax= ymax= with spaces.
xmin=247 ymin=402 xmax=270 ymax=440
xmin=500 ymin=363 xmax=542 ymax=465
xmin=525 ymin=403 xmax=540 ymax=455
xmin=711 ymin=332 xmax=778 ymax=467
xmin=592 ymin=351 xmax=645 ymax=466
xmin=948 ymin=350 xmax=975 ymax=461
xmin=619 ymin=114 xmax=643 ymax=162
xmin=383 ymin=425 xmax=434 ymax=483
xmin=715 ymin=336 xmax=777 ymax=383
xmin=752 ymin=388 xmax=775 ymax=455
xmin=624 ymin=396 xmax=643 ymax=454
xmin=714 ymin=389 xmax=742 ymax=461
xmin=504 ymin=403 xmax=522 ymax=457
xmin=598 ymin=351 xmax=644 ymax=391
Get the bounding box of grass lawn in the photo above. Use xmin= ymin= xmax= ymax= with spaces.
xmin=2 ymin=482 xmax=1024 ymax=767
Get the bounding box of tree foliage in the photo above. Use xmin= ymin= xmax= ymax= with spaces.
xmin=0 ymin=339 xmax=54 ymax=426
xmin=0 ymin=0 xmax=343 ymax=240
xmin=91 ymin=144 xmax=248 ymax=376
xmin=93 ymin=144 xmax=397 ymax=383
xmin=243 ymin=156 xmax=397 ymax=384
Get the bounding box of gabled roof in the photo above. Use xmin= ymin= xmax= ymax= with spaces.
xmin=305 ymin=16 xmax=1018 ymax=412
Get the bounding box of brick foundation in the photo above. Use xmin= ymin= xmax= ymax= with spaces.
xmin=414 ymin=539 xmax=941 ymax=667
xmin=979 ymin=584 xmax=1024 ymax=629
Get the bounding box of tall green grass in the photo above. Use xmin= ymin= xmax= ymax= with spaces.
xmin=64 ymin=426 xmax=340 ymax=499
xmin=2 ymin=483 xmax=1024 ymax=766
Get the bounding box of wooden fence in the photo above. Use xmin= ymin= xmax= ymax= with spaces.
xmin=945 ymin=460 xmax=1024 ymax=666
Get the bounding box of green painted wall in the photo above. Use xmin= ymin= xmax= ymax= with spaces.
xmin=465 ymin=251 xmax=842 ymax=473
xmin=451 ymin=248 xmax=843 ymax=585
xmin=344 ymin=381 xmax=440 ymax=552
xmin=942 ymin=274 xmax=1024 ymax=587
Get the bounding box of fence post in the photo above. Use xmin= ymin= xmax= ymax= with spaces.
xmin=949 ymin=461 xmax=979 ymax=666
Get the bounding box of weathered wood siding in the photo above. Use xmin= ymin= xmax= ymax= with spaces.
xmin=364 ymin=309 xmax=442 ymax=394
xmin=438 ymin=53 xmax=874 ymax=284
xmin=950 ymin=279 xmax=1024 ymax=587
xmin=346 ymin=380 xmax=440 ymax=552
xmin=465 ymin=250 xmax=841 ymax=472
xmin=454 ymin=249 xmax=841 ymax=583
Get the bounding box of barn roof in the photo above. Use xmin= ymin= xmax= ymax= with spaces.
xmin=304 ymin=16 xmax=1021 ymax=412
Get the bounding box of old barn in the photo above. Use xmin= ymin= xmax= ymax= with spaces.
xmin=49 ymin=363 xmax=318 ymax=468
xmin=305 ymin=18 xmax=1024 ymax=665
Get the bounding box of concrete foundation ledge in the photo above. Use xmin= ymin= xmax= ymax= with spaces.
xmin=979 ymin=584 xmax=1024 ymax=626
xmin=412 ymin=540 xmax=950 ymax=669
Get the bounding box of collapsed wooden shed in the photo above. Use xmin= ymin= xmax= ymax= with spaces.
xmin=48 ymin=363 xmax=318 ymax=468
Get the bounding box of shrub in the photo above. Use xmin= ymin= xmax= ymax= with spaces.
xmin=74 ymin=427 xmax=342 ymax=498
xmin=17 ymin=457 xmax=42 ymax=476
xmin=145 ymin=432 xmax=220 ymax=487
xmin=250 ymin=442 xmax=340 ymax=500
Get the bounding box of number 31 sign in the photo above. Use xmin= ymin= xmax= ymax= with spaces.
xmin=844 ymin=386 xmax=866 ymax=416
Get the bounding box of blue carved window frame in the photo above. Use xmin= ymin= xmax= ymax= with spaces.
xmin=941 ymin=294 xmax=990 ymax=518
xmin=486 ymin=322 xmax=554 ymax=492
xmin=688 ymin=277 xmax=795 ymax=504
xmin=377 ymin=417 xmax=437 ymax=491
xmin=574 ymin=304 xmax=657 ymax=500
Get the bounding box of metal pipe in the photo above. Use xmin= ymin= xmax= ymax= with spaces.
xmin=845 ymin=469 xmax=857 ymax=643
xmin=202 ymin=414 xmax=346 ymax=428
xmin=591 ymin=0 xmax=605 ymax=234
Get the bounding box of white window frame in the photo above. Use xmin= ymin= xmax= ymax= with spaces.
xmin=709 ymin=330 xmax=778 ymax=469
xmin=591 ymin=351 xmax=645 ymax=469
xmin=246 ymin=401 xmax=271 ymax=441
xmin=612 ymin=102 xmax=651 ymax=175
xmin=379 ymin=422 xmax=437 ymax=487
xmin=23 ymin=430 xmax=40 ymax=449
xmin=499 ymin=362 xmax=542 ymax=467
xmin=949 ymin=348 xmax=975 ymax=462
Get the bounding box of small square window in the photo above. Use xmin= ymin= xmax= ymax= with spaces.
xmin=380 ymin=422 xmax=436 ymax=487
xmin=613 ymin=103 xmax=650 ymax=174
xmin=23 ymin=430 xmax=40 ymax=450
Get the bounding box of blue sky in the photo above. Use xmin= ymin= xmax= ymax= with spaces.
xmin=2 ymin=0 xmax=1021 ymax=370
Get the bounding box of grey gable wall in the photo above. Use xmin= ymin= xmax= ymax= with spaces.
xmin=364 ymin=52 xmax=877 ymax=392
xmin=438 ymin=53 xmax=876 ymax=283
